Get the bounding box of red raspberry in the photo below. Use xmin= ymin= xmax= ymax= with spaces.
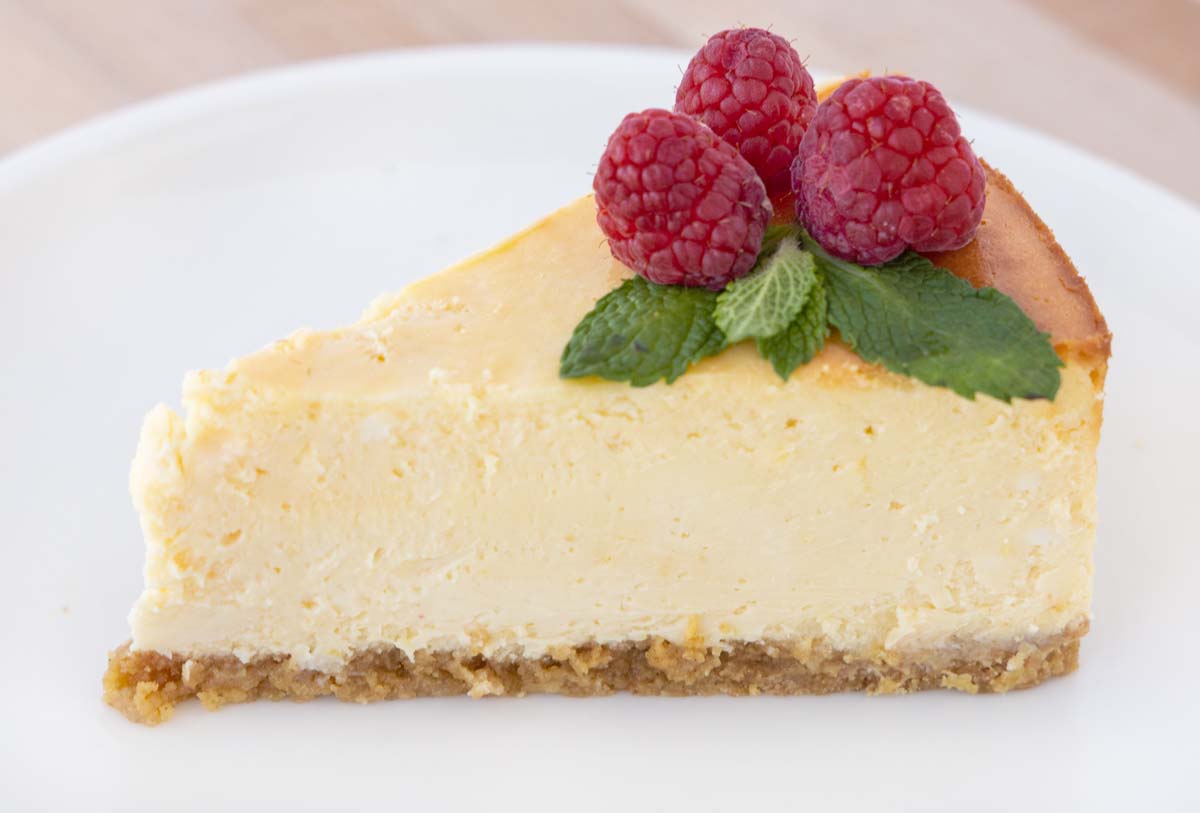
xmin=675 ymin=27 xmax=817 ymax=197
xmin=594 ymin=109 xmax=770 ymax=290
xmin=792 ymin=76 xmax=986 ymax=265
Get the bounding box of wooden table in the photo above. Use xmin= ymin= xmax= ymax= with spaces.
xmin=3 ymin=0 xmax=1198 ymax=202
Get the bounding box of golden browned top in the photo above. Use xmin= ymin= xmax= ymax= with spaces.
xmin=233 ymin=82 xmax=1109 ymax=403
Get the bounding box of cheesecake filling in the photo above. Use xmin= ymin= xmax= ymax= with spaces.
xmin=129 ymin=347 xmax=1099 ymax=672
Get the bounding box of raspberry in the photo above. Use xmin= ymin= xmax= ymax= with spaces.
xmin=594 ymin=109 xmax=770 ymax=290
xmin=792 ymin=76 xmax=986 ymax=265
xmin=675 ymin=27 xmax=817 ymax=197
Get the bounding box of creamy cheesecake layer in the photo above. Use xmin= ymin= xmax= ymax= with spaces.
xmin=131 ymin=359 xmax=1100 ymax=668
xmin=128 ymin=195 xmax=1104 ymax=670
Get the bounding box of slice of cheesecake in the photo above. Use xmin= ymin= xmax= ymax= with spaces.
xmin=104 ymin=162 xmax=1108 ymax=724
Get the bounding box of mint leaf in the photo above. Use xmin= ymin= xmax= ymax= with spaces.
xmin=806 ymin=237 xmax=1062 ymax=401
xmin=757 ymin=277 xmax=829 ymax=379
xmin=714 ymin=237 xmax=818 ymax=344
xmin=559 ymin=276 xmax=726 ymax=386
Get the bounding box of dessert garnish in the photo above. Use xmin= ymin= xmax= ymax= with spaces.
xmin=675 ymin=27 xmax=818 ymax=197
xmin=795 ymin=75 xmax=986 ymax=265
xmin=561 ymin=27 xmax=1061 ymax=402
xmin=592 ymin=108 xmax=770 ymax=290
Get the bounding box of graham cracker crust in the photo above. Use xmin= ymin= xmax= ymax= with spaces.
xmin=104 ymin=623 xmax=1086 ymax=725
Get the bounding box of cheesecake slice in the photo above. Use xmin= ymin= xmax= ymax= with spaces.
xmin=104 ymin=162 xmax=1108 ymax=724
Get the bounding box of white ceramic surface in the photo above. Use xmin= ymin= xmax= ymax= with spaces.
xmin=1 ymin=45 xmax=1198 ymax=811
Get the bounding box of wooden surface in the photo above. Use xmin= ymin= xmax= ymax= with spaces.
xmin=2 ymin=0 xmax=1198 ymax=202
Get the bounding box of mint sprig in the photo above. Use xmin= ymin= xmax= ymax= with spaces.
xmin=757 ymin=278 xmax=829 ymax=380
xmin=805 ymin=235 xmax=1062 ymax=401
xmin=559 ymin=276 xmax=726 ymax=386
xmin=714 ymin=237 xmax=818 ymax=344
xmin=560 ymin=226 xmax=1062 ymax=401
xmin=711 ymin=234 xmax=830 ymax=380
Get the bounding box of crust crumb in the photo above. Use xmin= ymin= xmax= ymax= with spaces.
xmin=105 ymin=623 xmax=1086 ymax=725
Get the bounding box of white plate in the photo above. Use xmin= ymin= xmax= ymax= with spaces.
xmin=2 ymin=45 xmax=1198 ymax=811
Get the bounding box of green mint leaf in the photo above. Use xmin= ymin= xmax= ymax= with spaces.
xmin=714 ymin=237 xmax=818 ymax=344
xmin=806 ymin=237 xmax=1063 ymax=401
xmin=559 ymin=276 xmax=726 ymax=386
xmin=756 ymin=277 xmax=830 ymax=380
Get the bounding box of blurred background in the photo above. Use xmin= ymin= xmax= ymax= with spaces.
xmin=2 ymin=0 xmax=1197 ymax=202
